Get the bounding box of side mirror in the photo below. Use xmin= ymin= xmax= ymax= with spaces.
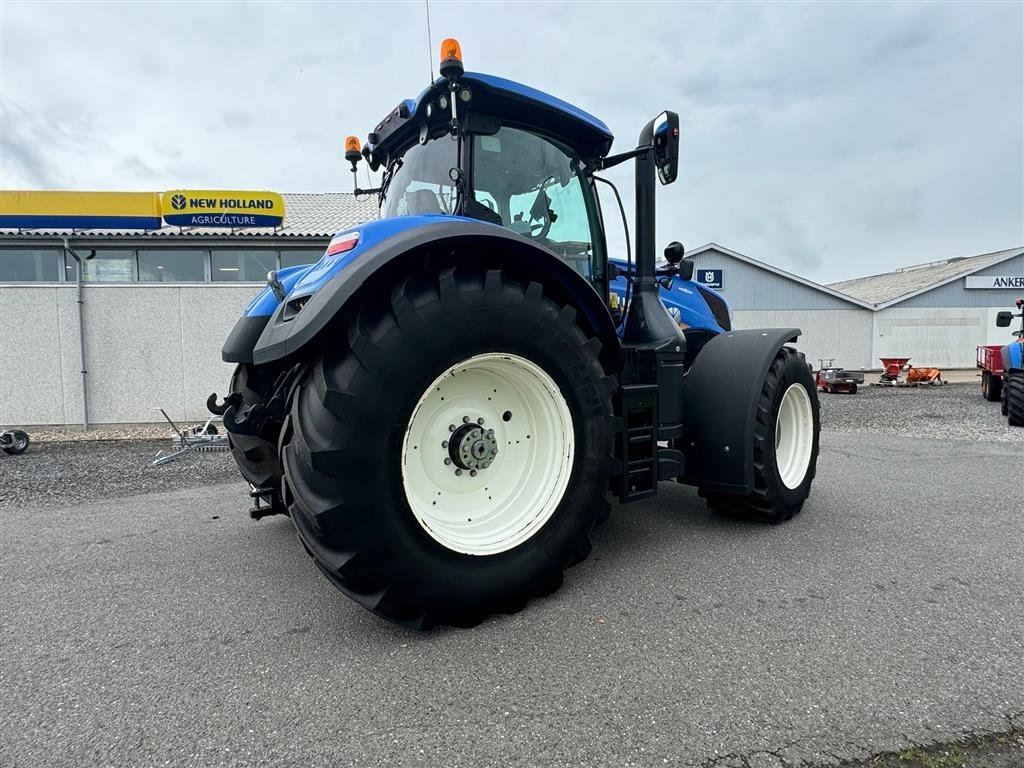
xmin=652 ymin=111 xmax=680 ymax=185
xmin=679 ymin=258 xmax=694 ymax=281
xmin=996 ymin=311 xmax=1013 ymax=327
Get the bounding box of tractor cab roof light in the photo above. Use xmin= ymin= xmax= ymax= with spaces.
xmin=439 ymin=38 xmax=463 ymax=81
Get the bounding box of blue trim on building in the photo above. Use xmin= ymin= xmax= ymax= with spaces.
xmin=0 ymin=214 xmax=163 ymax=230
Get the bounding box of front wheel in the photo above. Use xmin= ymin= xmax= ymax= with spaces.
xmin=701 ymin=347 xmax=820 ymax=524
xmin=1007 ymin=372 xmax=1024 ymax=427
xmin=280 ymin=267 xmax=614 ymax=628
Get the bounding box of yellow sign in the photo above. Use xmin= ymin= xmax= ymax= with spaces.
xmin=0 ymin=190 xmax=162 ymax=229
xmin=161 ymin=190 xmax=285 ymax=227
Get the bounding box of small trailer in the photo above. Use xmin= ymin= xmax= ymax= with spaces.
xmin=815 ymin=359 xmax=864 ymax=394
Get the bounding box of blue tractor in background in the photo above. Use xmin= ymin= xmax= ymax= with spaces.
xmin=994 ymin=299 xmax=1024 ymax=426
xmin=211 ymin=39 xmax=820 ymax=628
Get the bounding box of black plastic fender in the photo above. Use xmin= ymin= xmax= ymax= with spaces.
xmin=679 ymin=328 xmax=802 ymax=495
xmin=249 ymin=219 xmax=621 ymax=372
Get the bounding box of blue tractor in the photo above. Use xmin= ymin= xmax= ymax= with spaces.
xmin=211 ymin=39 xmax=821 ymax=628
xmin=994 ymin=299 xmax=1024 ymax=426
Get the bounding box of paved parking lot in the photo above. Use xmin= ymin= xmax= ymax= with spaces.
xmin=1 ymin=386 xmax=1022 ymax=767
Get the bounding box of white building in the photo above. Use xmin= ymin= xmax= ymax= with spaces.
xmin=2 ymin=189 xmax=1019 ymax=426
xmin=0 ymin=192 xmax=376 ymax=427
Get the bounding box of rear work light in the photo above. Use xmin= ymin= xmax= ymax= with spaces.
xmin=326 ymin=231 xmax=360 ymax=257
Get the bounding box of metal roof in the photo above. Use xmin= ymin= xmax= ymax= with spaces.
xmin=0 ymin=192 xmax=378 ymax=240
xmin=827 ymin=247 xmax=1024 ymax=308
xmin=687 ymin=242 xmax=876 ymax=309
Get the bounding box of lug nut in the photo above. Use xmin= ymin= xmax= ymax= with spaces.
xmin=455 ymin=469 xmax=463 ymax=476
xmin=449 ymin=424 xmax=456 ymax=432
xmin=441 ymin=440 xmax=448 ymax=448
xmin=462 ymin=416 xmax=470 ymax=424
xmin=477 ymin=418 xmax=485 ymax=425
xmin=470 ymin=470 xmax=477 ymax=477
xmin=487 ymin=429 xmax=494 ymax=437
xmin=444 ymin=458 xmax=452 ymax=465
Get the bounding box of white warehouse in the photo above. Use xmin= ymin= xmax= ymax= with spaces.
xmin=1 ymin=188 xmax=1020 ymax=427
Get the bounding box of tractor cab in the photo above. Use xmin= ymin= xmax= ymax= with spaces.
xmin=351 ymin=67 xmax=613 ymax=283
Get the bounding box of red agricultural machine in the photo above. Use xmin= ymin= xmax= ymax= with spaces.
xmin=873 ymin=357 xmax=943 ymax=387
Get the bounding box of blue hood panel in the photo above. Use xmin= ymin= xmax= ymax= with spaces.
xmin=608 ymin=258 xmax=728 ymax=335
xmin=243 ymin=215 xmax=472 ymax=318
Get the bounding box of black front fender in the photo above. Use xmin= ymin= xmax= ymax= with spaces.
xmin=680 ymin=328 xmax=802 ymax=494
xmin=250 ymin=220 xmax=621 ymax=372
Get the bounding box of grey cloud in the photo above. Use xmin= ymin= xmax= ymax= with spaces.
xmin=0 ymin=1 xmax=1020 ymax=280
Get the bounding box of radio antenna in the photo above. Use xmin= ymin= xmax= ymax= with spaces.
xmin=425 ymin=0 xmax=435 ymax=82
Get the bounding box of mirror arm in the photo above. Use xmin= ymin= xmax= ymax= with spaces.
xmin=592 ymin=144 xmax=652 ymax=172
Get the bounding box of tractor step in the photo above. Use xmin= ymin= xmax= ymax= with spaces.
xmin=615 ymin=385 xmax=658 ymax=502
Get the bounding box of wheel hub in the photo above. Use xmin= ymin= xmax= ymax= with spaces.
xmin=447 ymin=419 xmax=498 ymax=472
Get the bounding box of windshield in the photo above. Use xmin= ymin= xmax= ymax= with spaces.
xmin=380 ymin=137 xmax=460 ymax=219
xmin=472 ymin=127 xmax=599 ymax=278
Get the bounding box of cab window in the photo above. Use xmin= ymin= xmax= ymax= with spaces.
xmin=472 ymin=127 xmax=599 ymax=278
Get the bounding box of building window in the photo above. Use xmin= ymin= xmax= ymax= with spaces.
xmin=280 ymin=249 xmax=325 ymax=269
xmin=0 ymin=248 xmax=62 ymax=282
xmin=138 ymin=249 xmax=206 ymax=282
xmin=211 ymin=250 xmax=277 ymax=282
xmin=65 ymin=249 xmax=136 ymax=282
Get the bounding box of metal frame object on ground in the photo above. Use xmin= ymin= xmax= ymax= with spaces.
xmin=151 ymin=409 xmax=227 ymax=466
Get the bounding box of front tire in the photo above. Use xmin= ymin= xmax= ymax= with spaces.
xmin=702 ymin=347 xmax=820 ymax=524
xmin=225 ymin=364 xmax=285 ymax=506
xmin=281 ymin=268 xmax=614 ymax=628
xmin=1007 ymin=372 xmax=1024 ymax=427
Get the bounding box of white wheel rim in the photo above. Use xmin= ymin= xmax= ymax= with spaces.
xmin=401 ymin=353 xmax=575 ymax=556
xmin=775 ymin=383 xmax=814 ymax=490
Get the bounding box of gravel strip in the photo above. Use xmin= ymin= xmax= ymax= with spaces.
xmin=2 ymin=383 xmax=1018 ymax=510
xmin=0 ymin=439 xmax=242 ymax=510
xmin=820 ymin=381 xmax=1023 ymax=444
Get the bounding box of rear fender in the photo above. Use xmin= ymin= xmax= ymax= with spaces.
xmin=247 ymin=217 xmax=621 ymax=372
xmin=680 ymin=328 xmax=802 ymax=494
xmin=1002 ymin=340 xmax=1024 ymax=373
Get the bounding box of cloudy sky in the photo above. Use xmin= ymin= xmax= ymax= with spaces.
xmin=1 ymin=1 xmax=1021 ymax=282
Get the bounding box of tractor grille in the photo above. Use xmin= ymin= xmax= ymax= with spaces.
xmin=696 ymin=285 xmax=731 ymax=331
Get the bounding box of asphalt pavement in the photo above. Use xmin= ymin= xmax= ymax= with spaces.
xmin=1 ymin=431 xmax=1022 ymax=768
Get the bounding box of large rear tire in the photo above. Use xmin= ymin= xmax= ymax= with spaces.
xmin=280 ymin=267 xmax=614 ymax=628
xmin=225 ymin=364 xmax=285 ymax=505
xmin=701 ymin=347 xmax=820 ymax=524
xmin=1007 ymin=372 xmax=1024 ymax=427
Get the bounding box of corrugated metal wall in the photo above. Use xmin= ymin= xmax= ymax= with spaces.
xmin=892 ymin=254 xmax=1024 ymax=308
xmin=688 ymin=248 xmax=861 ymax=310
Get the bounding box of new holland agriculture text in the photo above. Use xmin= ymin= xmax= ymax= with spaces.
xmin=161 ymin=190 xmax=285 ymax=227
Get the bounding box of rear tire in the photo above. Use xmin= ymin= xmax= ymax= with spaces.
xmin=1007 ymin=372 xmax=1024 ymax=427
xmin=280 ymin=267 xmax=614 ymax=628
xmin=225 ymin=364 xmax=285 ymax=506
xmin=701 ymin=347 xmax=820 ymax=524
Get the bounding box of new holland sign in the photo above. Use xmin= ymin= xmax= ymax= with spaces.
xmin=161 ymin=190 xmax=285 ymax=227
xmin=965 ymin=275 xmax=1024 ymax=289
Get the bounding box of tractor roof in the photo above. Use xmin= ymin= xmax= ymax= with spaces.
xmin=369 ymin=72 xmax=614 ymax=162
